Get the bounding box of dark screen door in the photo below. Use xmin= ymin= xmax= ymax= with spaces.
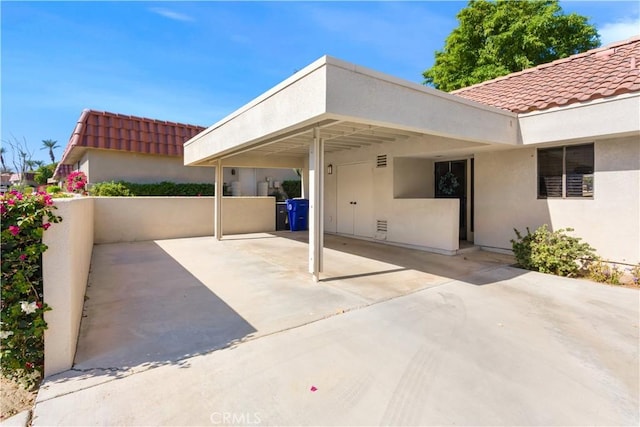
xmin=435 ymin=160 xmax=467 ymax=240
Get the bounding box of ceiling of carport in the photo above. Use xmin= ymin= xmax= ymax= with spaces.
xmin=240 ymin=119 xmax=429 ymax=159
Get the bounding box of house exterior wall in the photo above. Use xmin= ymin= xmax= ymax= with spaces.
xmin=393 ymin=158 xmax=434 ymax=198
xmin=84 ymin=149 xmax=214 ymax=184
xmin=475 ymin=136 xmax=639 ymax=264
xmin=222 ymin=168 xmax=299 ymax=196
xmin=519 ymin=94 xmax=640 ymax=145
xmin=324 ymin=137 xmax=461 ymax=253
xmin=323 ymin=132 xmax=638 ymax=262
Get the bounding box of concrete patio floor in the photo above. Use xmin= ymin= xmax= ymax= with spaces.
xmin=33 ymin=233 xmax=639 ymax=426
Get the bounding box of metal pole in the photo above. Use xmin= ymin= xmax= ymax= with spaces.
xmin=309 ymin=127 xmax=324 ymax=281
xmin=215 ymin=159 xmax=223 ymax=240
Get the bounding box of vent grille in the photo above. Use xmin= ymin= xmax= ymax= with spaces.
xmin=376 ymin=220 xmax=388 ymax=233
xmin=376 ymin=154 xmax=388 ymax=168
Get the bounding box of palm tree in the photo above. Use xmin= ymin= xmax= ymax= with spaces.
xmin=25 ymin=160 xmax=38 ymax=172
xmin=0 ymin=147 xmax=7 ymax=172
xmin=41 ymin=139 xmax=60 ymax=164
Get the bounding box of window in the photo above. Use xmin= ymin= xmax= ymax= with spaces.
xmin=538 ymin=143 xmax=594 ymax=198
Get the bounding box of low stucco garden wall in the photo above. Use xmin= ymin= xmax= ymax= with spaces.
xmin=94 ymin=197 xmax=275 ymax=243
xmin=387 ymin=198 xmax=459 ymax=254
xmin=222 ymin=197 xmax=276 ymax=235
xmin=42 ymin=197 xmax=95 ymax=377
xmin=94 ymin=197 xmax=215 ymax=243
xmin=42 ymin=196 xmax=275 ymax=377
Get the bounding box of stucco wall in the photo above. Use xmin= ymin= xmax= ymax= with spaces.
xmin=94 ymin=197 xmax=275 ymax=243
xmin=393 ymin=157 xmax=434 ymax=198
xmin=85 ymin=149 xmax=214 ymax=184
xmin=325 ymin=60 xmax=518 ymax=145
xmin=475 ymin=136 xmax=640 ymax=264
xmin=222 ymin=197 xmax=276 ymax=234
xmin=519 ymin=94 xmax=640 ymax=145
xmin=386 ymin=199 xmax=459 ymax=253
xmin=324 ymin=141 xmax=460 ymax=253
xmin=222 ymin=167 xmax=300 ymax=196
xmin=43 ymin=197 xmax=95 ymax=377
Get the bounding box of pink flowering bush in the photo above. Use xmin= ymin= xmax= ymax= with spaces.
xmin=65 ymin=170 xmax=87 ymax=194
xmin=1 ymin=190 xmax=61 ymax=388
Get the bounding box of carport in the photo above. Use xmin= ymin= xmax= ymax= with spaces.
xmin=184 ymin=56 xmax=518 ymax=281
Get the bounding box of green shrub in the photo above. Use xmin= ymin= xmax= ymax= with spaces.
xmin=89 ymin=181 xmax=133 ymax=197
xmin=92 ymin=181 xmax=215 ymax=196
xmin=588 ymin=259 xmax=622 ymax=285
xmin=9 ymin=185 xmax=34 ymax=195
xmin=631 ymin=265 xmax=640 ymax=287
xmin=34 ymin=164 xmax=56 ymax=185
xmin=281 ymin=180 xmax=301 ymax=199
xmin=511 ymin=225 xmax=596 ymax=277
xmin=1 ymin=190 xmax=61 ymax=388
xmin=45 ymin=185 xmax=62 ymax=194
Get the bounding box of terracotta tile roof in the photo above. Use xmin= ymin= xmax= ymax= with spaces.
xmin=55 ymin=109 xmax=206 ymax=178
xmin=452 ymin=36 xmax=640 ymax=113
xmin=53 ymin=164 xmax=74 ymax=180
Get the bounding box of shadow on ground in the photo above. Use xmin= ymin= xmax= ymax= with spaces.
xmin=71 ymin=241 xmax=256 ymax=374
xmin=270 ymin=231 xmax=525 ymax=286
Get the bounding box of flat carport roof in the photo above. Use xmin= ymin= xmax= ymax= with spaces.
xmin=184 ymin=55 xmax=518 ymax=167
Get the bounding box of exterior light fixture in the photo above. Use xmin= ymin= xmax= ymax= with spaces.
xmin=327 ymin=164 xmax=333 ymax=175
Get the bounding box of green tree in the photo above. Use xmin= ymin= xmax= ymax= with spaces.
xmin=34 ymin=163 xmax=57 ymax=185
xmin=423 ymin=0 xmax=600 ymax=92
xmin=41 ymin=139 xmax=60 ymax=164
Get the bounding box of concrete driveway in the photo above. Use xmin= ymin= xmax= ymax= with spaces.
xmin=33 ymin=234 xmax=639 ymax=426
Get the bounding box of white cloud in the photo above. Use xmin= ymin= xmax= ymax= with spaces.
xmin=599 ymin=17 xmax=640 ymax=45
xmin=149 ymin=7 xmax=194 ymax=23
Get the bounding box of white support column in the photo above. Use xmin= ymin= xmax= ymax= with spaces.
xmin=308 ymin=127 xmax=324 ymax=282
xmin=301 ymin=156 xmax=309 ymax=199
xmin=215 ymin=160 xmax=223 ymax=240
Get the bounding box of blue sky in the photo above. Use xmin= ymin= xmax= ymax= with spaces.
xmin=2 ymin=1 xmax=639 ymax=165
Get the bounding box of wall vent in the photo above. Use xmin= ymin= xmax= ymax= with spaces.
xmin=376 ymin=154 xmax=388 ymax=168
xmin=376 ymin=220 xmax=388 ymax=233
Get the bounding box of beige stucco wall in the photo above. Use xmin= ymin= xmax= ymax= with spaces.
xmin=324 ymin=140 xmax=460 ymax=253
xmin=94 ymin=197 xmax=276 ymax=243
xmin=85 ymin=149 xmax=214 ymax=184
xmin=43 ymin=197 xmax=95 ymax=377
xmin=519 ymin=94 xmax=640 ymax=145
xmin=393 ymin=157 xmax=434 ymax=198
xmin=94 ymin=197 xmax=214 ymax=243
xmin=386 ymin=199 xmax=459 ymax=253
xmin=222 ymin=167 xmax=300 ymax=196
xmin=222 ymin=197 xmax=276 ymax=234
xmin=475 ymin=136 xmax=640 ymax=264
xmin=325 ymin=60 xmax=518 ymax=146
xmin=41 ymin=196 xmax=276 ymax=376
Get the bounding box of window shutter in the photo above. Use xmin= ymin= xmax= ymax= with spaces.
xmin=565 ymin=144 xmax=594 ymax=197
xmin=538 ymin=144 xmax=594 ymax=198
xmin=538 ymin=147 xmax=563 ymax=198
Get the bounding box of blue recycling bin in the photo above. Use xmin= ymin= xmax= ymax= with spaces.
xmin=286 ymin=199 xmax=309 ymax=231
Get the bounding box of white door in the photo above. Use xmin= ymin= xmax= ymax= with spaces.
xmin=337 ymin=163 xmax=374 ymax=237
